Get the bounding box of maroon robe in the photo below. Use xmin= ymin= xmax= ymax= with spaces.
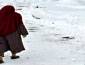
xmin=0 ymin=5 xmax=23 ymax=36
xmin=0 ymin=5 xmax=28 ymax=56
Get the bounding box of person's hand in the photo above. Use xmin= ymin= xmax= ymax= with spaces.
xmin=22 ymin=35 xmax=27 ymax=38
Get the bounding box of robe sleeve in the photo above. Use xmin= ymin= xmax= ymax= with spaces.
xmin=16 ymin=13 xmax=28 ymax=36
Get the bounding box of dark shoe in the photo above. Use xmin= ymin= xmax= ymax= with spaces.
xmin=0 ymin=60 xmax=4 ymax=64
xmin=11 ymin=56 xmax=20 ymax=59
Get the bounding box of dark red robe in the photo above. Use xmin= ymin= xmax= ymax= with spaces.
xmin=0 ymin=5 xmax=23 ymax=36
xmin=0 ymin=5 xmax=28 ymax=56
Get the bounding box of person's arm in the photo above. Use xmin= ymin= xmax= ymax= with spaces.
xmin=18 ymin=23 xmax=28 ymax=37
xmin=16 ymin=13 xmax=28 ymax=37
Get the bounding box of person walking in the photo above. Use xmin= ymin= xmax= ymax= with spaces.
xmin=0 ymin=5 xmax=28 ymax=63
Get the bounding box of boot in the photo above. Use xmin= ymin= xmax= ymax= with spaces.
xmin=0 ymin=56 xmax=4 ymax=64
xmin=11 ymin=54 xmax=20 ymax=59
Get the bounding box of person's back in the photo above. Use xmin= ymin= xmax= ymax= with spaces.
xmin=0 ymin=5 xmax=23 ymax=36
xmin=0 ymin=5 xmax=28 ymax=63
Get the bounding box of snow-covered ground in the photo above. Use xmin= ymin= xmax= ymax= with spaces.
xmin=1 ymin=0 xmax=85 ymax=65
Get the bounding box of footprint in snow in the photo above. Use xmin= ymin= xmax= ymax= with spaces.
xmin=61 ymin=36 xmax=75 ymax=41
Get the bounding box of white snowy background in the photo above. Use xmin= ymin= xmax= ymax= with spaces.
xmin=0 ymin=0 xmax=85 ymax=65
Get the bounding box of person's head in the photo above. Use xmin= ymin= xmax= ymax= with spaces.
xmin=1 ymin=5 xmax=15 ymax=15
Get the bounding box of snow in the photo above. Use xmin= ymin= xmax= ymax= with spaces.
xmin=1 ymin=0 xmax=85 ymax=65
